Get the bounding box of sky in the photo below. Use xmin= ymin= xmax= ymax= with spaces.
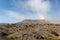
xmin=0 ymin=0 xmax=60 ymax=23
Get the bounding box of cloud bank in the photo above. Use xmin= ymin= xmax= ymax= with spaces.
xmin=5 ymin=10 xmax=25 ymax=20
xmin=6 ymin=0 xmax=51 ymax=20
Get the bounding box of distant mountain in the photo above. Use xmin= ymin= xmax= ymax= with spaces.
xmin=20 ymin=19 xmax=60 ymax=24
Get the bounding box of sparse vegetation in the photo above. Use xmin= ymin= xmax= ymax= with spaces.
xmin=44 ymin=36 xmax=60 ymax=40
xmin=0 ymin=20 xmax=60 ymax=40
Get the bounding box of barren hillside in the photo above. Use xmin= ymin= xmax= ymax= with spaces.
xmin=0 ymin=19 xmax=60 ymax=40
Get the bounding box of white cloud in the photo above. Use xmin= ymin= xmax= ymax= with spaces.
xmin=12 ymin=0 xmax=51 ymax=20
xmin=5 ymin=10 xmax=25 ymax=20
xmin=28 ymin=0 xmax=50 ymax=11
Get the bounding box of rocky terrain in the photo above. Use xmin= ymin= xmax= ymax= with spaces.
xmin=0 ymin=19 xmax=60 ymax=40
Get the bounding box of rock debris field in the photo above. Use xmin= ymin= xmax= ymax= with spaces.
xmin=0 ymin=20 xmax=60 ymax=40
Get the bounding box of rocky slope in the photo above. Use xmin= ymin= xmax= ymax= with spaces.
xmin=0 ymin=19 xmax=60 ymax=40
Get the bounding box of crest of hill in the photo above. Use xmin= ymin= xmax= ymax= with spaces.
xmin=18 ymin=19 xmax=60 ymax=24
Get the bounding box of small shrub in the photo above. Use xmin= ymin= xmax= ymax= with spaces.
xmin=44 ymin=36 xmax=60 ymax=40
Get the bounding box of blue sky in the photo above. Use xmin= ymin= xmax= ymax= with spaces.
xmin=0 ymin=0 xmax=60 ymax=23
